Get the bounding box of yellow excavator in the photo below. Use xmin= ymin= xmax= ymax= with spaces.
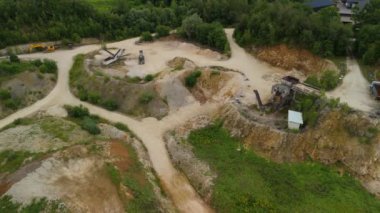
xmin=28 ymin=44 xmax=56 ymax=53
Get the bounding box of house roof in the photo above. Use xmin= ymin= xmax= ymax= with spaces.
xmin=306 ymin=0 xmax=335 ymax=9
xmin=288 ymin=110 xmax=304 ymax=124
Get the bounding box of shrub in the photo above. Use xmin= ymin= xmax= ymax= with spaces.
xmin=102 ymin=100 xmax=118 ymax=111
xmin=65 ymin=105 xmax=90 ymax=118
xmin=31 ymin=59 xmax=43 ymax=67
xmin=185 ymin=70 xmax=202 ymax=88
xmin=88 ymin=91 xmax=101 ymax=104
xmin=4 ymin=99 xmax=20 ymax=110
xmin=114 ymin=122 xmax=130 ymax=132
xmin=0 ymin=89 xmax=11 ymax=100
xmin=139 ymin=92 xmax=154 ymax=104
xmin=81 ymin=116 xmax=100 ymax=135
xmin=320 ymin=70 xmax=339 ymax=91
xmin=140 ymin=32 xmax=153 ymax=42
xmin=144 ymin=74 xmax=154 ymax=82
xmin=39 ymin=60 xmax=57 ymax=74
xmin=9 ymin=54 xmax=20 ymax=63
xmin=156 ymin=25 xmax=170 ymax=38
xmin=305 ymin=75 xmax=321 ymax=88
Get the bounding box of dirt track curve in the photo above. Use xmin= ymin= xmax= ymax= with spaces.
xmin=0 ymin=29 xmax=375 ymax=212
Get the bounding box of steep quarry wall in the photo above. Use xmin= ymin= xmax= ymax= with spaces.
xmin=218 ymin=104 xmax=380 ymax=196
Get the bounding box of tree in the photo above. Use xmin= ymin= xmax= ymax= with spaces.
xmin=156 ymin=25 xmax=170 ymax=38
xmin=181 ymin=14 xmax=203 ymax=39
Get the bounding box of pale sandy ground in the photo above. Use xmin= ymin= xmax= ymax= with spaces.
xmin=328 ymin=58 xmax=378 ymax=112
xmin=0 ymin=30 xmax=377 ymax=212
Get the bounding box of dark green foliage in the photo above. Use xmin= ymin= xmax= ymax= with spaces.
xmin=39 ymin=60 xmax=58 ymax=74
xmin=81 ymin=116 xmax=101 ymax=135
xmin=9 ymin=54 xmax=20 ymax=63
xmin=101 ymin=99 xmax=118 ymax=111
xmin=156 ymin=25 xmax=170 ymax=38
xmin=114 ymin=122 xmax=130 ymax=132
xmin=144 ymin=74 xmax=154 ymax=82
xmin=354 ymin=0 xmax=380 ymax=65
xmin=4 ymin=98 xmax=20 ymax=110
xmin=180 ymin=14 xmax=229 ymax=53
xmin=187 ymin=124 xmax=380 ymax=212
xmin=234 ymin=2 xmax=352 ymax=57
xmin=65 ymin=105 xmax=90 ymax=118
xmin=139 ymin=92 xmax=154 ymax=104
xmin=185 ymin=70 xmax=202 ymax=88
xmin=292 ymin=94 xmax=320 ymax=127
xmin=0 ymin=89 xmax=11 ymax=100
xmin=305 ymin=70 xmax=340 ymax=91
xmin=140 ymin=32 xmax=153 ymax=42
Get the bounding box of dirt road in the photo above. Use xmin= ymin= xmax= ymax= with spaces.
xmin=0 ymin=29 xmax=292 ymax=212
xmin=328 ymin=58 xmax=378 ymax=112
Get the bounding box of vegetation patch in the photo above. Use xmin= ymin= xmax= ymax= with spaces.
xmin=305 ymin=70 xmax=340 ymax=91
xmin=0 ymin=150 xmax=39 ymax=174
xmin=185 ymin=70 xmax=202 ymax=88
xmin=187 ymin=123 xmax=380 ymax=212
xmin=105 ymin=143 xmax=160 ymax=212
xmin=0 ymin=196 xmax=67 ymax=213
xmin=65 ymin=105 xmax=101 ymax=135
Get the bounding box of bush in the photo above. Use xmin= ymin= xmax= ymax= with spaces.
xmin=320 ymin=70 xmax=339 ymax=91
xmin=0 ymin=89 xmax=11 ymax=100
xmin=88 ymin=91 xmax=101 ymax=104
xmin=305 ymin=71 xmax=339 ymax=91
xmin=31 ymin=59 xmax=43 ymax=67
xmin=114 ymin=122 xmax=130 ymax=132
xmin=39 ymin=60 xmax=57 ymax=74
xmin=81 ymin=116 xmax=100 ymax=135
xmin=9 ymin=54 xmax=20 ymax=63
xmin=139 ymin=92 xmax=154 ymax=104
xmin=4 ymin=99 xmax=20 ymax=110
xmin=185 ymin=70 xmax=202 ymax=88
xmin=140 ymin=32 xmax=153 ymax=42
xmin=102 ymin=100 xmax=118 ymax=111
xmin=156 ymin=25 xmax=170 ymax=38
xmin=144 ymin=74 xmax=154 ymax=82
xmin=65 ymin=105 xmax=90 ymax=118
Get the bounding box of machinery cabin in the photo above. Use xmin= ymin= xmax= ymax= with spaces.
xmin=370 ymin=81 xmax=380 ymax=100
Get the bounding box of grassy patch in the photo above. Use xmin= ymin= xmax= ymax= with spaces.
xmin=187 ymin=123 xmax=380 ymax=212
xmin=0 ymin=196 xmax=67 ymax=213
xmin=40 ymin=117 xmax=76 ymax=142
xmin=106 ymin=143 xmax=160 ymax=212
xmin=0 ymin=150 xmax=38 ymax=173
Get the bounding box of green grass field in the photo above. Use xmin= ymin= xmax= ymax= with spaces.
xmin=187 ymin=122 xmax=380 ymax=212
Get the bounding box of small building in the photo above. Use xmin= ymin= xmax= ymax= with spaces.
xmin=288 ymin=110 xmax=304 ymax=130
xmin=306 ymin=0 xmax=335 ymax=10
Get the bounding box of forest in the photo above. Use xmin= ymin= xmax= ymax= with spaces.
xmin=0 ymin=0 xmax=378 ymax=62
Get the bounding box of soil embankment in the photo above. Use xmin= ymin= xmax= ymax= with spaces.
xmin=217 ymin=104 xmax=380 ymax=196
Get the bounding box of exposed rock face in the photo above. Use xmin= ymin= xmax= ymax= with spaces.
xmin=217 ymin=104 xmax=380 ymax=196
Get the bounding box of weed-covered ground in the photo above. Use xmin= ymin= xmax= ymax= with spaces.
xmin=0 ymin=112 xmax=162 ymax=212
xmin=187 ymin=122 xmax=380 ymax=212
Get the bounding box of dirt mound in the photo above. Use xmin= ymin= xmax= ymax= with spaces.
xmin=167 ymin=57 xmax=196 ymax=71
xmin=179 ymin=68 xmax=234 ymax=104
xmin=254 ymin=45 xmax=334 ymax=75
